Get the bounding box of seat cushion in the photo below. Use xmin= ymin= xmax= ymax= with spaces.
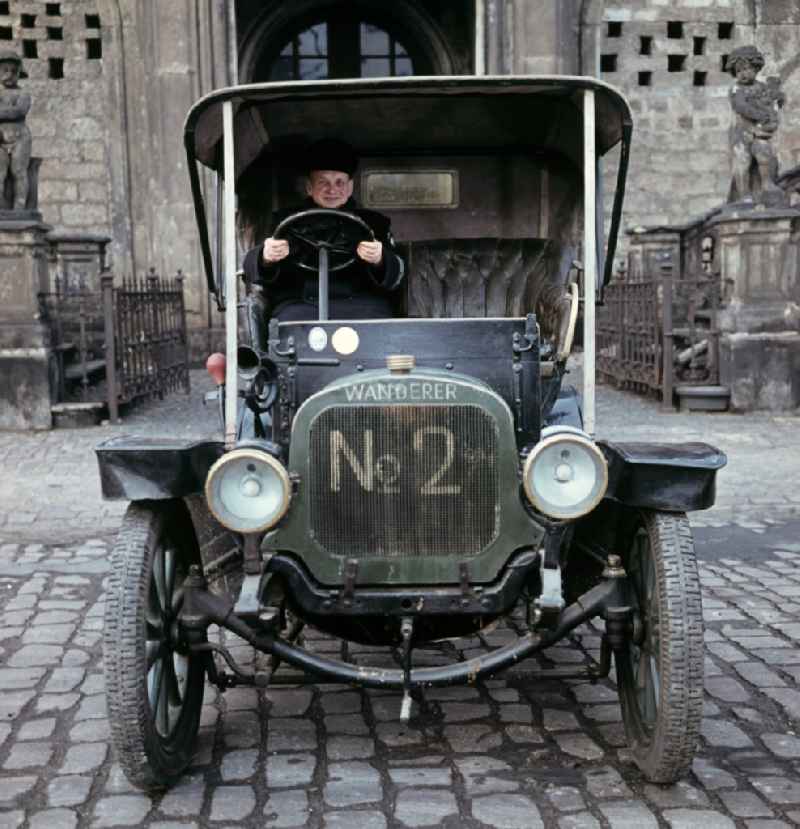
xmin=407 ymin=238 xmax=575 ymax=341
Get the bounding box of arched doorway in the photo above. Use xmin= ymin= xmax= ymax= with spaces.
xmin=239 ymin=0 xmax=457 ymax=83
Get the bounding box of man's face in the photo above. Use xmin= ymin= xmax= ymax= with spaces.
xmin=0 ymin=61 xmax=19 ymax=88
xmin=306 ymin=170 xmax=353 ymax=208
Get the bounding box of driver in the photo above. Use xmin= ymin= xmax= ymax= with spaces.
xmin=242 ymin=138 xmax=405 ymax=320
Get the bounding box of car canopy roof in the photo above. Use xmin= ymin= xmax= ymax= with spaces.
xmin=185 ymin=75 xmax=632 ymax=179
xmin=186 ymin=76 xmax=632 ymax=441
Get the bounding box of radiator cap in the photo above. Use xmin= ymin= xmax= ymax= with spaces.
xmin=387 ymin=354 xmax=415 ymax=374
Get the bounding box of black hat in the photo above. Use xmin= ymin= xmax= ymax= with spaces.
xmin=304 ymin=138 xmax=357 ymax=177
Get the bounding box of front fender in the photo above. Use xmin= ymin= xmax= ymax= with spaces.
xmin=95 ymin=437 xmax=224 ymax=500
xmin=599 ymin=441 xmax=726 ymax=512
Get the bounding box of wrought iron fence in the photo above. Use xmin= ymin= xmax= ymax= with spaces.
xmin=38 ymin=268 xmax=189 ymax=421
xmin=597 ymin=264 xmax=722 ymax=406
xmin=597 ymin=277 xmax=662 ymax=395
xmin=107 ymin=270 xmax=190 ymax=420
xmin=662 ymin=271 xmax=722 ymax=407
xmin=38 ymin=275 xmax=107 ymax=405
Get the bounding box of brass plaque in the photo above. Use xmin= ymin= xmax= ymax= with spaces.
xmin=361 ymin=170 xmax=458 ymax=209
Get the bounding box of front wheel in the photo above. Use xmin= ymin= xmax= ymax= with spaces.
xmin=615 ymin=510 xmax=704 ymax=783
xmin=103 ymin=500 xmax=205 ymax=790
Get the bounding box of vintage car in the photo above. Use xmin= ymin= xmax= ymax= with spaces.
xmin=96 ymin=75 xmax=726 ymax=790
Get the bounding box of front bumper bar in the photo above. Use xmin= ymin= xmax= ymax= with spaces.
xmin=181 ymin=575 xmax=626 ymax=689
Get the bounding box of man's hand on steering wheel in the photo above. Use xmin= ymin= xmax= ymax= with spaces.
xmin=357 ymin=240 xmax=383 ymax=265
xmin=263 ymin=237 xmax=289 ymax=263
xmin=269 ymin=209 xmax=376 ymax=273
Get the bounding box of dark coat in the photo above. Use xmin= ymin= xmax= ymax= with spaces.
xmin=242 ymin=198 xmax=405 ymax=319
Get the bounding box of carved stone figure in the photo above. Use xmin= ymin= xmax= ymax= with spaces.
xmin=0 ymin=51 xmax=32 ymax=211
xmin=726 ymin=45 xmax=787 ymax=207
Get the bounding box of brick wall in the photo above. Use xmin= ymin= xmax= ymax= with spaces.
xmin=592 ymin=1 xmax=800 ymax=241
xmin=2 ymin=0 xmax=111 ymax=235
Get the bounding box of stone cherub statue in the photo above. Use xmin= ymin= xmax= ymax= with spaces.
xmin=726 ymin=45 xmax=787 ymax=207
xmin=0 ymin=50 xmax=32 ymax=212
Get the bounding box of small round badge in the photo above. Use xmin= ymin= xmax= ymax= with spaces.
xmin=331 ymin=326 xmax=360 ymax=355
xmin=308 ymin=326 xmax=328 ymax=352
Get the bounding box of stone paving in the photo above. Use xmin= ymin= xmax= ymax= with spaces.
xmin=3 ymin=536 xmax=800 ymax=827
xmin=0 ymin=367 xmax=799 ymax=827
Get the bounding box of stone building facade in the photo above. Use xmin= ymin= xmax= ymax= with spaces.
xmin=4 ymin=0 xmax=800 ymax=352
xmin=583 ymin=1 xmax=800 ymax=227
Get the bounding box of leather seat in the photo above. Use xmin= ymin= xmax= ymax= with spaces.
xmin=406 ymin=238 xmax=575 ymax=347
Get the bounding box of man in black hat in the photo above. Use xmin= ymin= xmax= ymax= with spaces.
xmin=242 ymin=138 xmax=405 ymax=321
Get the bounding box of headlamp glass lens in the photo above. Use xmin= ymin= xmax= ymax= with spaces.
xmin=524 ymin=431 xmax=607 ymax=519
xmin=206 ymin=449 xmax=290 ymax=532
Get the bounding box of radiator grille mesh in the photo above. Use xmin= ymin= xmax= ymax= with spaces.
xmin=308 ymin=405 xmax=499 ymax=558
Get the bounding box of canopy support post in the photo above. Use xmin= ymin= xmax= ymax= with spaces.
xmin=222 ymin=100 xmax=238 ymax=449
xmin=474 ymin=0 xmax=486 ymax=75
xmin=583 ymin=88 xmax=597 ymax=438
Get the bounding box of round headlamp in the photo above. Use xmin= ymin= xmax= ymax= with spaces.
xmin=522 ymin=426 xmax=608 ymax=520
xmin=205 ymin=448 xmax=291 ymax=533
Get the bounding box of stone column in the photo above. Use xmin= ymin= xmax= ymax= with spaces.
xmin=508 ymin=0 xmax=580 ymax=75
xmin=102 ymin=0 xmax=229 ymax=362
xmin=709 ymin=207 xmax=800 ymax=410
xmin=0 ymin=219 xmax=55 ymax=430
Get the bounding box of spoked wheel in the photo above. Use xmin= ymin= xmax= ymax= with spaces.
xmin=615 ymin=510 xmax=704 ymax=783
xmin=103 ymin=501 xmax=205 ymax=790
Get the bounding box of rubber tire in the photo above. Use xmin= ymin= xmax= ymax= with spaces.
xmin=615 ymin=510 xmax=704 ymax=783
xmin=103 ymin=500 xmax=205 ymax=791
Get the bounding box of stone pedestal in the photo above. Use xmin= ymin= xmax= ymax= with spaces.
xmin=709 ymin=207 xmax=800 ymax=333
xmin=0 ymin=219 xmax=55 ymax=430
xmin=720 ymin=331 xmax=800 ymax=411
xmin=708 ymin=207 xmax=800 ymax=411
xmin=46 ymin=231 xmax=111 ymax=293
xmin=627 ymin=227 xmax=683 ymax=279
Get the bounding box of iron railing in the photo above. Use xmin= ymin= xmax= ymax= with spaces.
xmin=662 ymin=270 xmax=722 ymax=409
xmin=107 ymin=270 xmax=190 ymax=421
xmin=597 ymin=263 xmax=722 ymax=406
xmin=38 ymin=275 xmax=107 ymax=405
xmin=38 ymin=269 xmax=190 ymax=421
xmin=597 ymin=276 xmax=662 ymax=395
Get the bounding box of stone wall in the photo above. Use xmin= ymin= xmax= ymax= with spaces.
xmin=3 ymin=0 xmax=111 ymax=239
xmin=2 ymin=1 xmax=230 ymax=360
xmin=106 ymin=1 xmax=229 ymax=354
xmin=581 ymin=1 xmax=800 ymax=246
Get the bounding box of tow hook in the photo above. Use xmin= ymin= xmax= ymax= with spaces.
xmin=399 ymin=616 xmax=414 ymax=723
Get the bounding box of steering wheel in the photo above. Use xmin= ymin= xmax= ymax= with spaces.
xmin=273 ymin=208 xmax=375 ymax=273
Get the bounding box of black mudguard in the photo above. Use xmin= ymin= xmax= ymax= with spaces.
xmin=599 ymin=441 xmax=726 ymax=512
xmin=95 ymin=436 xmax=225 ymax=500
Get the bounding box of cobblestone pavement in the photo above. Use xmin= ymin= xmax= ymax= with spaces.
xmin=1 ymin=367 xmax=800 ymax=827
